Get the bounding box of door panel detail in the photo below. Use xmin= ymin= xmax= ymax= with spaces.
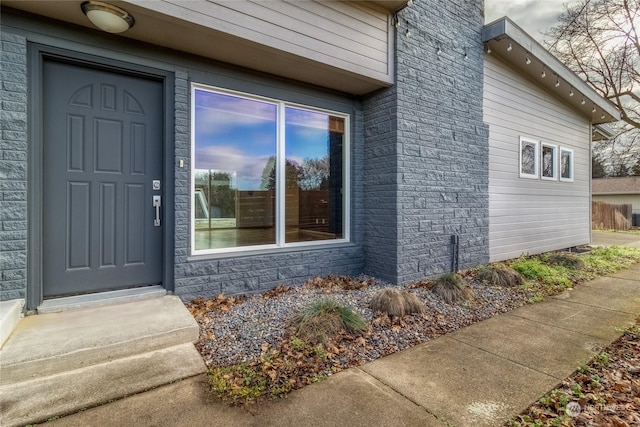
xmin=67 ymin=182 xmax=91 ymax=270
xmin=95 ymin=119 xmax=123 ymax=173
xmin=69 ymin=84 xmax=93 ymax=108
xmin=67 ymin=115 xmax=85 ymax=172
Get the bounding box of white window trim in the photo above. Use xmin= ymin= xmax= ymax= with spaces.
xmin=559 ymin=147 xmax=574 ymax=182
xmin=189 ymin=83 xmax=351 ymax=256
xmin=519 ymin=136 xmax=539 ymax=179
xmin=540 ymin=142 xmax=558 ymax=181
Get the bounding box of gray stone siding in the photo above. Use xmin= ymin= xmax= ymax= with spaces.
xmin=364 ymin=0 xmax=490 ymax=284
xmin=172 ymin=72 xmax=365 ymax=302
xmin=0 ymin=30 xmax=28 ymax=301
xmin=362 ymin=87 xmax=399 ymax=283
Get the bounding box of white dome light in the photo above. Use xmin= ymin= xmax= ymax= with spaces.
xmin=81 ymin=1 xmax=134 ymax=34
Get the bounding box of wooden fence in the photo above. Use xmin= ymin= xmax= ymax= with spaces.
xmin=592 ymin=201 xmax=632 ymax=230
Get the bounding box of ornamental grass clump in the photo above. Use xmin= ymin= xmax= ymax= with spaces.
xmin=545 ymin=252 xmax=585 ymax=270
xmin=370 ymin=288 xmax=425 ymax=317
xmin=431 ymin=273 xmax=470 ymax=304
xmin=475 ymin=264 xmax=524 ymax=287
xmin=291 ymin=297 xmax=368 ymax=345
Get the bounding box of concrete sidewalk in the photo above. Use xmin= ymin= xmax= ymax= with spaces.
xmin=592 ymin=230 xmax=640 ymax=248
xmin=49 ymin=263 xmax=640 ymax=427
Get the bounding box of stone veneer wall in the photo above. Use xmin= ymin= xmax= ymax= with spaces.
xmin=0 ymin=31 xmax=28 ymax=301
xmin=363 ymin=0 xmax=490 ymax=284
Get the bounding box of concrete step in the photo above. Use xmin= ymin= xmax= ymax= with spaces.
xmin=0 ymin=295 xmax=199 ymax=384
xmin=0 ymin=299 xmax=24 ymax=348
xmin=0 ymin=343 xmax=206 ymax=427
xmin=0 ymin=295 xmax=207 ymax=427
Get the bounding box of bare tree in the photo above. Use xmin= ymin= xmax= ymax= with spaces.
xmin=546 ymin=0 xmax=639 ymax=175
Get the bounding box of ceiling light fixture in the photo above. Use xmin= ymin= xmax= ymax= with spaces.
xmin=487 ymin=46 xmax=492 ymax=54
xmin=569 ymin=88 xmax=574 ymax=97
xmin=525 ymin=55 xmax=531 ymax=65
xmin=507 ymin=42 xmax=513 ymax=52
xmin=601 ymin=114 xmax=606 ymax=119
xmin=555 ymin=78 xmax=560 ymax=87
xmin=81 ymin=1 xmax=134 ymax=33
xmin=581 ymin=98 xmax=586 ymax=105
xmin=541 ymin=68 xmax=546 ymax=78
xmin=592 ymin=106 xmax=597 ymax=113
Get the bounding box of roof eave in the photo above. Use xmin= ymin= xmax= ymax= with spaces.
xmin=364 ymin=0 xmax=409 ymax=13
xmin=482 ymin=17 xmax=621 ymax=125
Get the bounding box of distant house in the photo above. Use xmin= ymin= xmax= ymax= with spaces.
xmin=592 ymin=177 xmax=640 ymax=215
xmin=0 ymin=2 xmax=619 ymax=314
xmin=482 ymin=18 xmax=620 ymax=261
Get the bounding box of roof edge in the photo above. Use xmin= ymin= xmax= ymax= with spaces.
xmin=482 ymin=17 xmax=621 ymax=124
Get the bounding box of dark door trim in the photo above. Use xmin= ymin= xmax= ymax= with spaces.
xmin=28 ymin=43 xmax=175 ymax=310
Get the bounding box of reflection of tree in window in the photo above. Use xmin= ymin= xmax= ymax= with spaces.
xmin=521 ymin=143 xmax=536 ymax=175
xmin=542 ymin=146 xmax=554 ymax=177
xmin=561 ymin=151 xmax=571 ymax=178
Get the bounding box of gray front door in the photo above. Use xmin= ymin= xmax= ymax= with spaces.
xmin=42 ymin=59 xmax=164 ymax=297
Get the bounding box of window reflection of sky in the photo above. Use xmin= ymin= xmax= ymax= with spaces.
xmin=285 ymin=107 xmax=330 ymax=165
xmin=195 ymin=90 xmax=334 ymax=190
xmin=194 ymin=90 xmax=276 ymax=190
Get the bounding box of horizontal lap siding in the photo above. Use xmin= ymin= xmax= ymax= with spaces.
xmin=484 ymin=55 xmax=591 ymax=262
xmin=150 ymin=0 xmax=391 ymax=80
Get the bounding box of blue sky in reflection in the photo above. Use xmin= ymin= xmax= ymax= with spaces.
xmin=194 ymin=89 xmax=331 ymax=190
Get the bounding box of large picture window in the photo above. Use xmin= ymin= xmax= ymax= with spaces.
xmin=191 ymin=85 xmax=349 ymax=254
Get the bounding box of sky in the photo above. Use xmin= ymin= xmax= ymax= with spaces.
xmin=194 ymin=89 xmax=333 ymax=190
xmin=485 ymin=0 xmax=578 ymax=44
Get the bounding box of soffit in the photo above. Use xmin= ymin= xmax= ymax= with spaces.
xmin=3 ymin=0 xmax=397 ymax=95
xmin=482 ymin=17 xmax=621 ymax=125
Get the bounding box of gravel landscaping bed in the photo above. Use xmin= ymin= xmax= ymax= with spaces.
xmin=191 ymin=274 xmax=531 ymax=370
xmin=186 ymin=247 xmax=640 ymax=405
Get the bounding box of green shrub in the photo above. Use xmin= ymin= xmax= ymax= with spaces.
xmin=291 ymin=297 xmax=368 ymax=345
xmin=511 ymin=258 xmax=572 ymax=288
xmin=431 ymin=273 xmax=470 ymax=304
xmin=370 ymin=288 xmax=425 ymax=317
xmin=476 ymin=264 xmax=524 ymax=287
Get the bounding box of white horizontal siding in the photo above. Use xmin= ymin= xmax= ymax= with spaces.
xmin=137 ymin=0 xmax=391 ymax=82
xmin=484 ymin=54 xmax=591 ymax=262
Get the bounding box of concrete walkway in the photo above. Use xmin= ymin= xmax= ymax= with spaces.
xmin=592 ymin=230 xmax=640 ymax=248
xmin=46 ymin=262 xmax=640 ymax=427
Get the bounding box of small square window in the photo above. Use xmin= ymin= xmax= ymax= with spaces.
xmin=560 ymin=147 xmax=574 ymax=182
xmin=541 ymin=143 xmax=558 ymax=180
xmin=519 ymin=137 xmax=539 ymax=179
